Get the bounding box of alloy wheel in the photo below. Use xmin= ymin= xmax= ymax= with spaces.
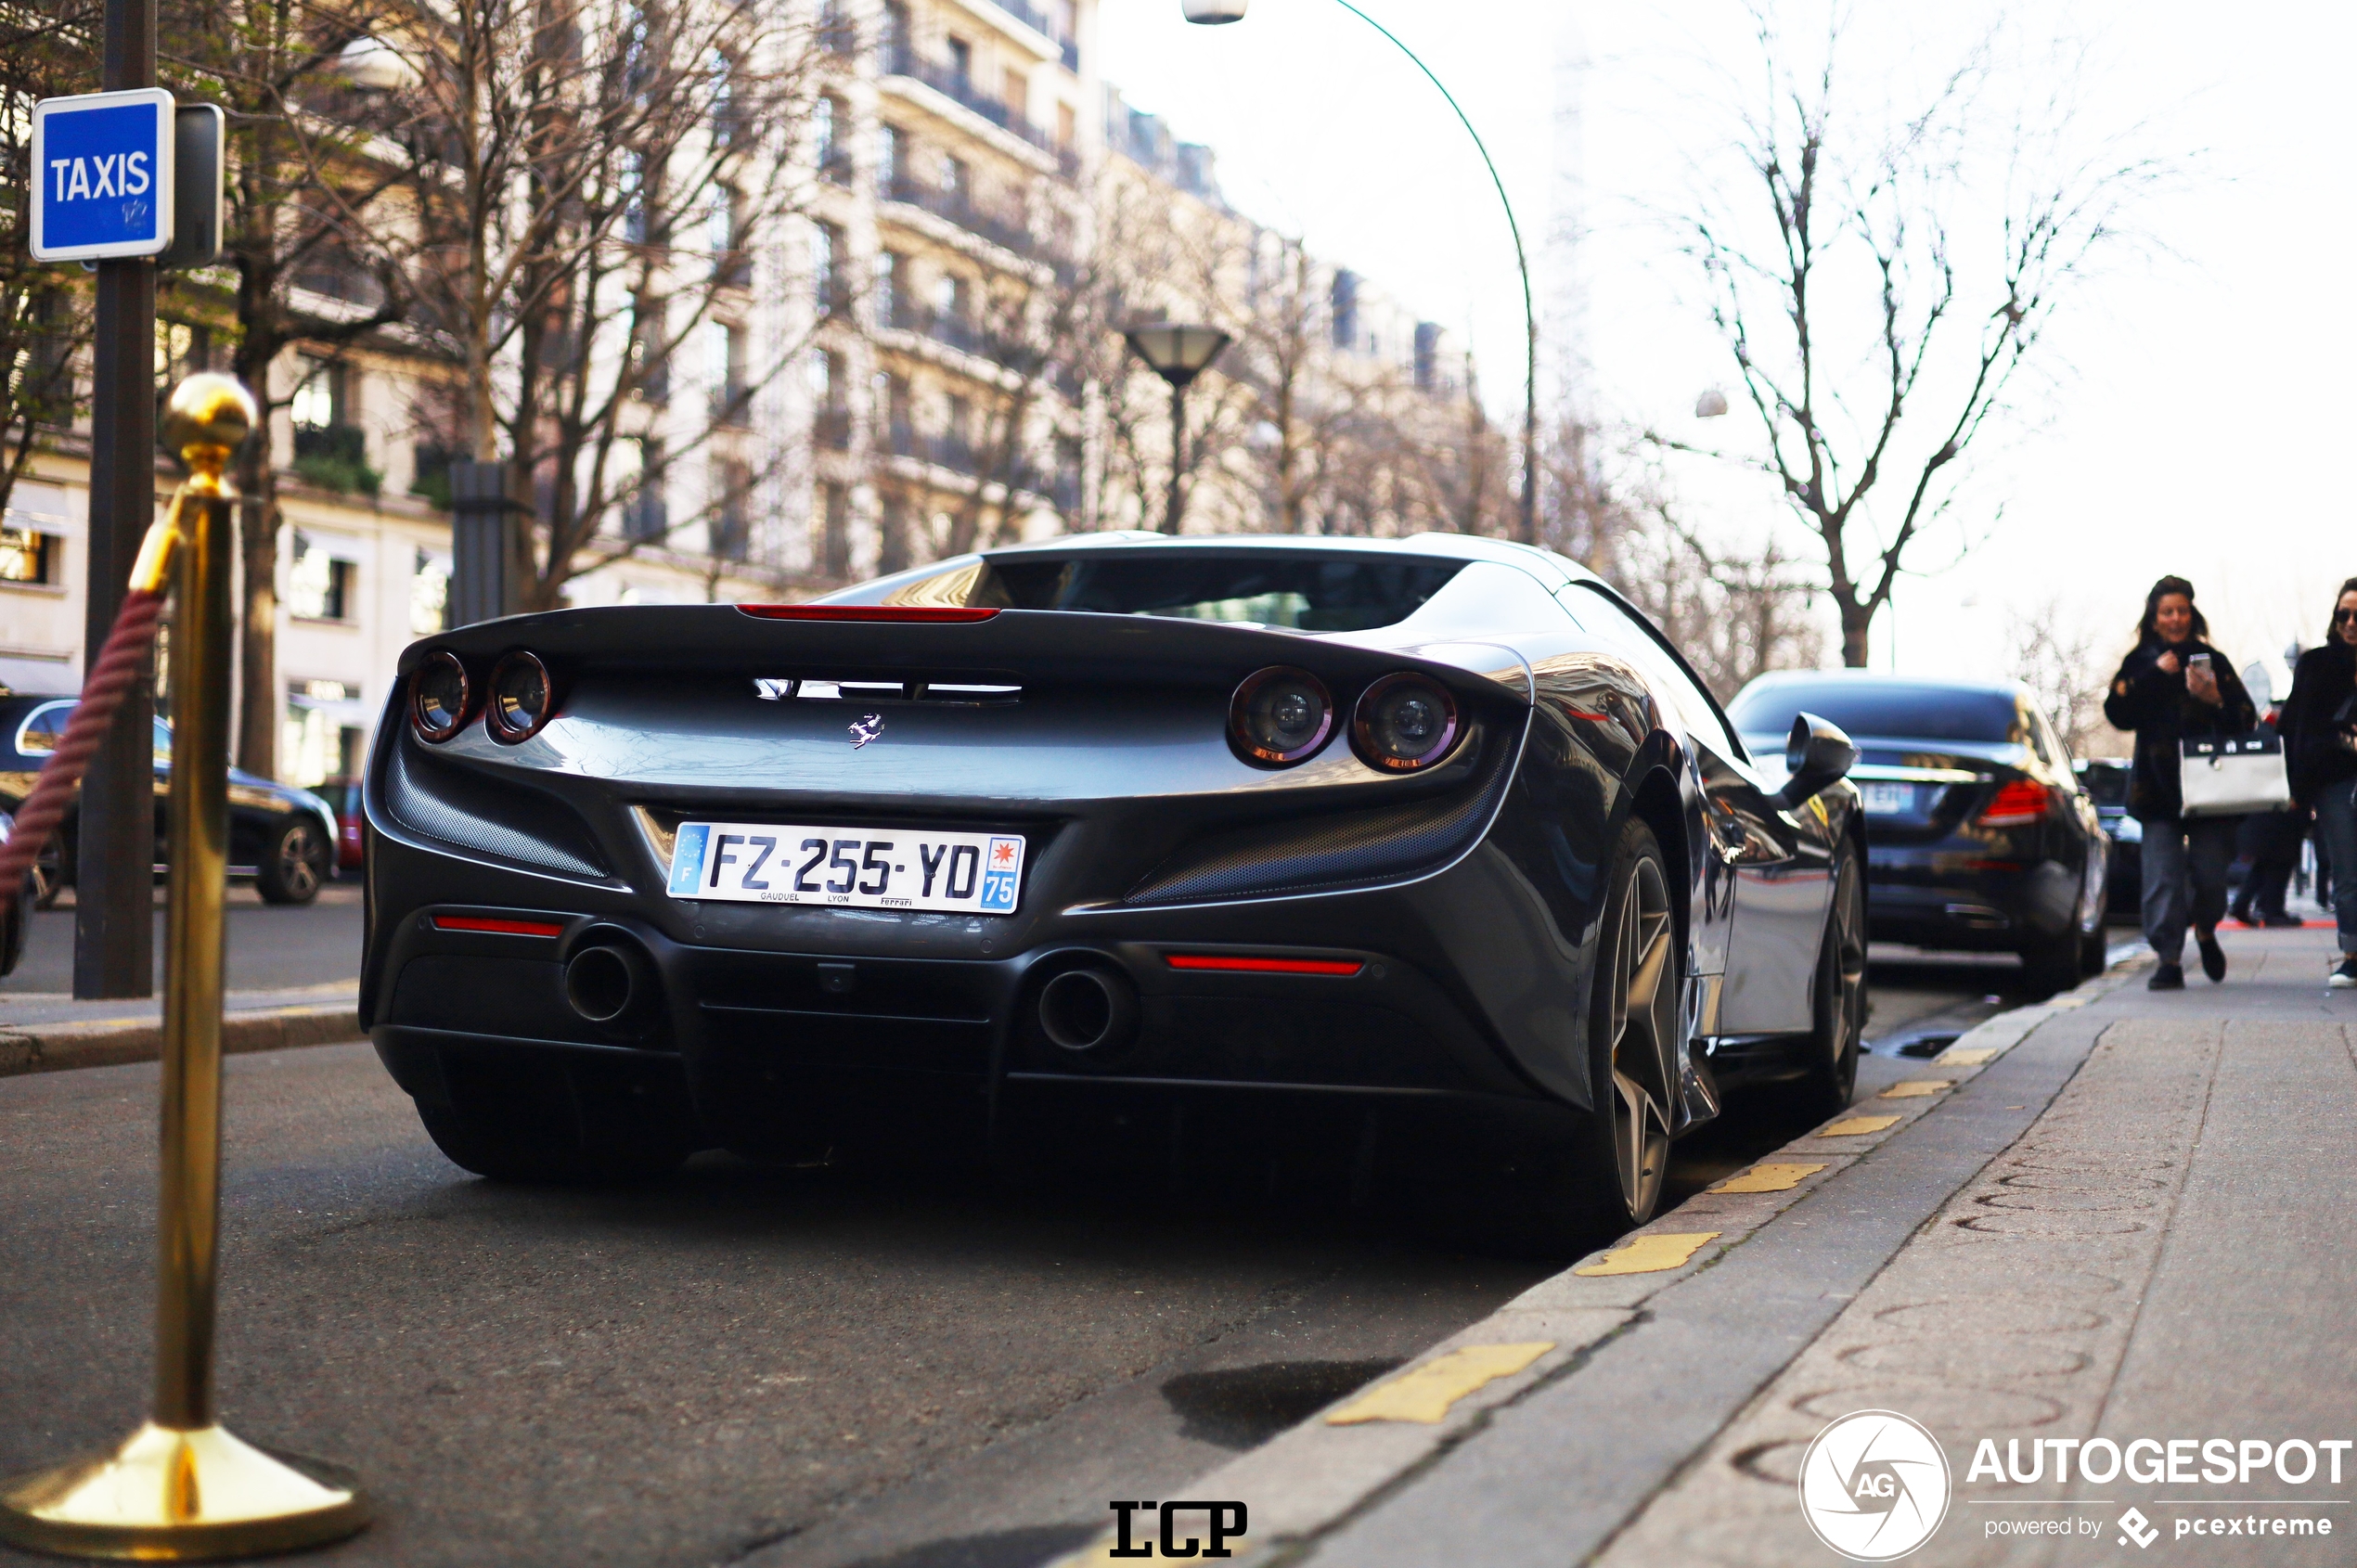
xmin=1607 ymin=855 xmax=1676 ymax=1219
xmin=278 ymin=825 xmax=321 ymax=901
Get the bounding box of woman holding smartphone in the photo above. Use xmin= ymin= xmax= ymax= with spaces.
xmin=2281 ymin=576 xmax=2357 ymax=986
xmin=2104 ymin=576 xmax=2258 ymax=988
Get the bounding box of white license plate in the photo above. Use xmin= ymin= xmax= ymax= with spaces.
xmin=1861 ymin=782 xmax=1916 ymax=816
xmin=665 ymin=822 xmax=1025 ymax=914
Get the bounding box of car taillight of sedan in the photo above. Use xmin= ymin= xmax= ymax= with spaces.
xmin=1977 ymin=778 xmax=2056 ymax=827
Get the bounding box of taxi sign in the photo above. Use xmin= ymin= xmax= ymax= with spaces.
xmin=31 ymin=88 xmax=177 ymax=263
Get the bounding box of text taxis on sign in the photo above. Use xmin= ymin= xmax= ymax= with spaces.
xmin=30 ymin=88 xmax=177 ymax=263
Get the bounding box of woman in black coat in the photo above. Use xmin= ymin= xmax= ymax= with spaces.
xmin=2280 ymin=575 xmax=2357 ymax=985
xmin=2102 ymin=575 xmax=2257 ymax=989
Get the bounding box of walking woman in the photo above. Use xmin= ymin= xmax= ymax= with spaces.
xmin=2281 ymin=576 xmax=2357 ymax=986
xmin=2103 ymin=576 xmax=2258 ymax=989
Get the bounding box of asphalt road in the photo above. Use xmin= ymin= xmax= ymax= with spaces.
xmin=0 ymin=932 xmax=2076 ymax=1568
xmin=2 ymin=882 xmax=366 ymax=996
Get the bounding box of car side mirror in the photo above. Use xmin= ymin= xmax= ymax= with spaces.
xmin=1777 ymin=711 xmax=1858 ymax=808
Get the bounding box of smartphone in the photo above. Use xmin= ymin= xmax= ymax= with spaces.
xmin=2187 ymin=652 xmax=2212 ymax=672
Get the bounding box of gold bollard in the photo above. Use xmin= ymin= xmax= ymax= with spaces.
xmin=0 ymin=375 xmax=368 ymax=1560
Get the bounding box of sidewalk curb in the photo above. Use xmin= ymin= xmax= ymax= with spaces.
xmin=1050 ymin=955 xmax=2155 ymax=1568
xmin=0 ymin=1004 xmax=364 ymax=1078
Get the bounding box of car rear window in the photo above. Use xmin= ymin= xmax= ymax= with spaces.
xmin=2080 ymin=765 xmax=2129 ymax=806
xmin=882 ymin=552 xmax=1466 ymax=634
xmin=1727 ymin=681 xmax=2025 ymax=744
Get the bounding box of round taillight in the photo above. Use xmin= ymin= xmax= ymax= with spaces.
xmin=486 ymin=652 xmax=555 ymax=742
xmin=1352 ymin=673 xmax=1461 ymax=772
xmin=1230 ymin=666 xmax=1334 ymax=766
xmin=411 ymin=651 xmax=470 ymax=743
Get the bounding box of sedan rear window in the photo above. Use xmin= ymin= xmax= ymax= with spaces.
xmin=1727 ymin=681 xmax=2026 ymax=744
xmin=882 ymin=552 xmax=1465 ymax=634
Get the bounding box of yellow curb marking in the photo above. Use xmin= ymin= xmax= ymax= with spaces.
xmin=1819 ymin=1114 xmax=1901 ymax=1136
xmin=1571 ymin=1231 xmax=1721 ymax=1278
xmin=1880 ymin=1079 xmax=1953 ymax=1099
xmin=1938 ymin=1047 xmax=1997 ymax=1066
xmin=2047 ymin=995 xmax=2090 ymax=1009
xmin=1707 ymin=1162 xmax=1828 ymax=1194
xmin=1324 ymin=1343 xmax=1557 ymax=1425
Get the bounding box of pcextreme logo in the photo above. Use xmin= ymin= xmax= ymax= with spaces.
xmin=1798 ymin=1409 xmax=1954 ymax=1562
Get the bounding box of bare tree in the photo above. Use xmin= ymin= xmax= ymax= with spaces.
xmin=1654 ymin=7 xmax=2165 ymax=666
xmin=2006 ymin=597 xmax=2113 ymax=755
xmin=161 ymin=0 xmax=415 ymax=778
xmin=0 ymin=5 xmax=102 ymax=521
xmin=395 ymin=0 xmax=823 ymax=610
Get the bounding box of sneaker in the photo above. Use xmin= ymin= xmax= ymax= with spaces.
xmin=2332 ymin=959 xmax=2357 ymax=990
xmin=2148 ymin=962 xmax=2185 ymax=991
xmin=2262 ymin=910 xmax=2303 ymax=929
xmin=2196 ymin=931 xmax=2227 ymax=983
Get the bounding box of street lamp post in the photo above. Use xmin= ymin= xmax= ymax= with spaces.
xmin=1122 ymin=322 xmax=1231 ymax=533
xmin=1181 ymin=0 xmax=1539 ymax=546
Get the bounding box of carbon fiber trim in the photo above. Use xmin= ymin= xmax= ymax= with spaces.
xmin=1123 ymin=725 xmax=1521 ymax=906
xmin=385 ymin=741 xmax=609 ymax=880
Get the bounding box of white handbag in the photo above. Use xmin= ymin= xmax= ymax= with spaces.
xmin=2178 ymin=732 xmax=2290 ymax=817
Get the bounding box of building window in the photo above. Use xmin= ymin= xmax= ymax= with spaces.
xmin=712 ymin=459 xmax=751 ymax=561
xmin=710 ymin=186 xmax=750 ymax=287
xmin=290 ymin=360 xmax=379 ymax=496
xmin=411 ymin=548 xmax=450 ymax=636
xmin=625 ymin=438 xmax=668 ymax=542
xmin=821 ymin=480 xmax=851 ymax=578
xmin=946 ymin=36 xmax=972 ymax=88
xmin=815 ymin=222 xmax=845 ymax=315
xmin=942 ymin=153 xmax=971 ymax=208
xmin=290 ymin=359 xmax=343 ymax=431
xmin=881 ymin=123 xmax=909 ymax=195
xmin=1331 ymin=269 xmax=1359 ymax=350
xmin=882 ymin=2 xmax=912 ymax=63
xmin=711 ymin=322 xmax=749 ymax=424
xmin=1414 ymin=322 xmax=1442 ymax=391
xmin=818 ymin=96 xmax=850 ymax=184
xmin=878 ymin=251 xmax=908 ymax=330
xmin=287 ymin=532 xmax=356 ymax=622
xmin=0 ymin=528 xmax=58 ymax=585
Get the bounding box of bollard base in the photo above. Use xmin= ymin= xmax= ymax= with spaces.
xmin=0 ymin=1421 xmax=367 ymax=1562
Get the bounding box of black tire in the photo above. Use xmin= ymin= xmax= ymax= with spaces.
xmin=415 ymin=1057 xmax=694 ymax=1183
xmin=2078 ymin=923 xmax=2108 ymax=979
xmin=1563 ymin=819 xmax=1682 ymax=1231
xmin=255 ymin=816 xmax=328 ymax=905
xmin=1792 ymin=850 xmax=1867 ymax=1121
xmin=2019 ymin=934 xmax=2080 ymax=996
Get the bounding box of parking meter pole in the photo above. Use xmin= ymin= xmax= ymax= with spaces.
xmin=0 ymin=378 xmax=369 ymax=1562
xmin=74 ymin=0 xmax=161 ymax=1001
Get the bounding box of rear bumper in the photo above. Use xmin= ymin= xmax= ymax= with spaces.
xmin=1863 ymin=847 xmax=2083 ymax=950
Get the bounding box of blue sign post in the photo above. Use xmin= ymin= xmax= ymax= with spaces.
xmin=29 ymin=87 xmax=176 ymax=263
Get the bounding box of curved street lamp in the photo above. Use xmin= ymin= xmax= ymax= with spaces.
xmin=1123 ymin=321 xmax=1233 ymax=533
xmin=1182 ymin=0 xmax=1539 ymax=544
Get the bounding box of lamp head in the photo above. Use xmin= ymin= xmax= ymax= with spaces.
xmin=1123 ymin=322 xmax=1233 ymax=388
xmin=1694 ymin=387 xmax=1730 ymax=418
xmin=162 ymin=373 xmax=258 ymax=479
xmin=1182 ymin=0 xmax=1249 ymax=20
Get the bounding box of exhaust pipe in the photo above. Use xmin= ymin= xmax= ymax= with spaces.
xmin=1037 ymin=966 xmax=1140 ymax=1053
xmin=565 ymin=941 xmax=655 ymax=1027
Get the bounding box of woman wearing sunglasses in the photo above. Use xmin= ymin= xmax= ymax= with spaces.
xmin=2282 ymin=576 xmax=2357 ymax=987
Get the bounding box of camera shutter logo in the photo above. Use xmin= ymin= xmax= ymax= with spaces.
xmin=1797 ymin=1409 xmax=1952 ymax=1561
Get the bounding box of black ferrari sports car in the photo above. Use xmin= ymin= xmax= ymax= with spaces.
xmin=361 ymin=533 xmax=1867 ymax=1239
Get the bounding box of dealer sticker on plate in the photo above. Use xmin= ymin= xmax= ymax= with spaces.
xmin=666 ymin=822 xmax=1024 ymax=914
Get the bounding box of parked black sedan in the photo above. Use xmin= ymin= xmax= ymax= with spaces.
xmin=1727 ymin=673 xmax=2107 ymax=994
xmin=0 ymin=694 xmax=339 ymax=906
xmin=362 ymin=533 xmax=1870 ymax=1244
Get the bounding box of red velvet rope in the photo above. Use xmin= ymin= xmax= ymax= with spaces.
xmin=0 ymin=587 xmax=168 ymax=914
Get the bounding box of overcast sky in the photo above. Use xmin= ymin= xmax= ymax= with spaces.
xmin=1098 ymin=0 xmax=2354 ymax=699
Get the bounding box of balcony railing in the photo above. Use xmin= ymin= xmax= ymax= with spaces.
xmin=881 ymin=45 xmax=1059 ymax=158
xmin=887 ymin=420 xmax=981 ymax=477
xmin=882 ymin=174 xmax=1045 ymax=262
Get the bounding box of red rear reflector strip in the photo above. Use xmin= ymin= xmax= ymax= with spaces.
xmin=1977 ymin=779 xmax=2053 ymax=827
xmin=736 ymin=605 xmax=1000 ymax=623
xmin=432 ymin=916 xmax=566 ymax=937
xmin=1165 ymin=954 xmax=1365 ymax=977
